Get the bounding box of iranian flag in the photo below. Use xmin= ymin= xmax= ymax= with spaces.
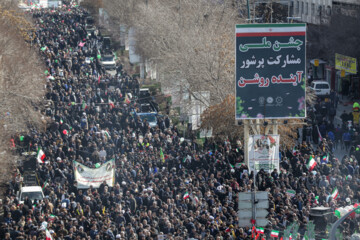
xmin=236 ymin=23 xmax=306 ymax=37
xmin=270 ymin=230 xmax=279 ymax=238
xmin=102 ymin=130 xmax=110 ymax=139
xmin=37 ymin=147 xmax=46 ymax=164
xmin=42 ymin=180 xmax=48 ymax=190
xmin=183 ymin=192 xmax=190 ymax=200
xmin=307 ymin=156 xmax=317 ymax=171
xmin=314 ymin=196 xmax=319 ymax=205
xmin=256 ymin=227 xmax=264 ymax=234
xmin=109 ymin=99 xmax=115 ymax=109
xmin=124 ymin=94 xmax=131 ymax=104
xmin=331 ymin=187 xmax=339 ymax=200
xmin=48 ymin=214 xmax=56 ymax=222
xmin=321 ymin=154 xmax=329 ymax=164
xmin=45 ymin=229 xmax=53 ymax=240
xmin=316 ymin=125 xmax=323 ymax=142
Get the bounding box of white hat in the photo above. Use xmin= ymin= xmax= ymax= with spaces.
xmin=116 ymin=234 xmax=121 ymax=238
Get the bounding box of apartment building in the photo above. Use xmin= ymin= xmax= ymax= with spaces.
xmin=290 ymin=0 xmax=360 ymax=25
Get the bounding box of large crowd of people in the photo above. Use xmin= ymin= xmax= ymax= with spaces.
xmin=2 ymin=3 xmax=360 ymax=240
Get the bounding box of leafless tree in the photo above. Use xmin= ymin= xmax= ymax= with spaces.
xmin=102 ymin=0 xmax=242 ymax=106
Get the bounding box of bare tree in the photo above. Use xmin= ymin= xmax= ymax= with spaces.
xmin=100 ymin=0 xmax=313 ymax=144
xmin=102 ymin=0 xmax=241 ymax=106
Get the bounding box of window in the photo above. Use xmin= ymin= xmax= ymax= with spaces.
xmin=301 ymin=2 xmax=304 ymax=14
xmin=311 ymin=3 xmax=315 ymax=15
xmin=305 ymin=2 xmax=308 ymax=15
xmin=315 ymin=84 xmax=330 ymax=90
xmin=295 ymin=1 xmax=299 ymax=14
xmin=326 ymin=5 xmax=332 ymax=16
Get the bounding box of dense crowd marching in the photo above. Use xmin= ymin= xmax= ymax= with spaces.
xmin=2 ymin=3 xmax=360 ymax=240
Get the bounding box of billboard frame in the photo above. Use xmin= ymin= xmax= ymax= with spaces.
xmin=235 ymin=23 xmax=307 ymax=120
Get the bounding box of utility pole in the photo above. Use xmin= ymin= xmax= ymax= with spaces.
xmin=247 ymin=0 xmax=250 ymax=20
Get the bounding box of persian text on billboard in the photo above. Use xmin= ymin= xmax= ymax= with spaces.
xmin=235 ymin=23 xmax=306 ymax=119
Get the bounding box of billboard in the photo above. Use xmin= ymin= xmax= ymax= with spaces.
xmin=335 ymin=53 xmax=357 ymax=74
xmin=74 ymin=159 xmax=116 ymax=189
xmin=235 ymin=24 xmax=306 ymax=119
xmin=248 ymin=135 xmax=280 ymax=173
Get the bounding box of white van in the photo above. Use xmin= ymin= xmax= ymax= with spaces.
xmin=17 ymin=186 xmax=44 ymax=204
xmin=310 ymin=81 xmax=331 ymax=96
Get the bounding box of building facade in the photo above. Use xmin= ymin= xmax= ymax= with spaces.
xmin=290 ymin=0 xmax=360 ymax=25
xmin=291 ymin=0 xmax=332 ymax=24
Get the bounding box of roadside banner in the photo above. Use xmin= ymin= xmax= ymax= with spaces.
xmin=248 ymin=135 xmax=280 ymax=173
xmin=74 ymin=159 xmax=115 ymax=189
xmin=235 ymin=23 xmax=306 ymax=119
xmin=335 ymin=53 xmax=357 ymax=74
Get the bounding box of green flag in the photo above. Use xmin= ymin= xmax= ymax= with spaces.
xmin=81 ymin=100 xmax=87 ymax=110
xmin=160 ymin=148 xmax=165 ymax=163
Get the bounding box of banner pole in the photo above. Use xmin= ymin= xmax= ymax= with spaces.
xmin=244 ymin=120 xmax=249 ymax=166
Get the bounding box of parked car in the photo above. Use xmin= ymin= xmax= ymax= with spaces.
xmin=310 ymin=80 xmax=330 ymax=96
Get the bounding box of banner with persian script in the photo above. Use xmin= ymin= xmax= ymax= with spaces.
xmin=248 ymin=135 xmax=280 ymax=173
xmin=74 ymin=159 xmax=115 ymax=189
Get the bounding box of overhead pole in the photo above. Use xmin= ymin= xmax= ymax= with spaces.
xmin=247 ymin=0 xmax=250 ymax=20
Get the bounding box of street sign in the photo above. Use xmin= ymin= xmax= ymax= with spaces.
xmin=238 ymin=191 xmax=269 ymax=227
xmin=238 ymin=209 xmax=268 ymax=218
xmin=256 ymin=209 xmax=268 ymax=218
xmin=255 ymin=218 xmax=268 ymax=227
xmin=239 ymin=193 xmax=252 ymax=201
xmin=238 ymin=210 xmax=252 ymax=218
xmin=239 ymin=201 xmax=252 ymax=209
xmin=256 ymin=200 xmax=269 ymax=208
xmin=255 ymin=191 xmax=269 ymax=200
